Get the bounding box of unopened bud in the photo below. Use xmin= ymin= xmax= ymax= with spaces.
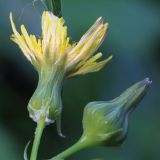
xmin=80 ymin=78 xmax=151 ymax=147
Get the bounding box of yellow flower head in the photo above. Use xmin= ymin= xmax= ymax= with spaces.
xmin=10 ymin=11 xmax=112 ymax=126
xmin=10 ymin=11 xmax=112 ymax=78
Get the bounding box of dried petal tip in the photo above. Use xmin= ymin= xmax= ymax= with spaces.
xmin=142 ymin=77 xmax=152 ymax=86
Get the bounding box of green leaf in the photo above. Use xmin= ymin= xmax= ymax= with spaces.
xmin=44 ymin=0 xmax=62 ymax=17
xmin=24 ymin=141 xmax=31 ymax=160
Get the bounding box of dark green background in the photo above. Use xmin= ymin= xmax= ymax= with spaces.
xmin=0 ymin=0 xmax=160 ymax=159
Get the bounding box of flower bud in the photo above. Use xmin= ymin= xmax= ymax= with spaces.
xmin=80 ymin=78 xmax=151 ymax=147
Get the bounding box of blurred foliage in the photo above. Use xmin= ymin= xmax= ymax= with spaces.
xmin=0 ymin=0 xmax=160 ymax=160
xmin=44 ymin=0 xmax=62 ymax=17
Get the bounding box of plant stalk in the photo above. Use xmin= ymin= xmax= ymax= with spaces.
xmin=50 ymin=139 xmax=90 ymax=160
xmin=30 ymin=117 xmax=46 ymax=160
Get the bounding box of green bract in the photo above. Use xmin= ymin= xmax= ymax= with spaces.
xmin=28 ymin=56 xmax=66 ymax=124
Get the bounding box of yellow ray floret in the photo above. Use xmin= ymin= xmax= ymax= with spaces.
xmin=10 ymin=11 xmax=112 ymax=77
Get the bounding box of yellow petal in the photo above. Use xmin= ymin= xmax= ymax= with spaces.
xmin=68 ymin=54 xmax=112 ymax=77
xmin=67 ymin=18 xmax=109 ymax=69
xmin=41 ymin=11 xmax=71 ymax=63
xmin=21 ymin=25 xmax=35 ymax=51
xmin=10 ymin=13 xmax=34 ymax=62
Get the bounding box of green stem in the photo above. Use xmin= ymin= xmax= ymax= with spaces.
xmin=30 ymin=117 xmax=46 ymax=160
xmin=50 ymin=138 xmax=90 ymax=160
